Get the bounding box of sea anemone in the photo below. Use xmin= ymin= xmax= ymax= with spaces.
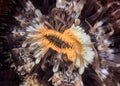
xmin=0 ymin=0 xmax=120 ymax=86
xmin=23 ymin=21 xmax=95 ymax=73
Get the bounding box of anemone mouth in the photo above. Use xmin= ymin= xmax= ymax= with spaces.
xmin=44 ymin=35 xmax=71 ymax=49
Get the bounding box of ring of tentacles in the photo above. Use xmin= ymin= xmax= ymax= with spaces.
xmin=22 ymin=23 xmax=95 ymax=74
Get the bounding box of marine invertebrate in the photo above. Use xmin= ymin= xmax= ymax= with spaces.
xmin=13 ymin=0 xmax=95 ymax=85
xmin=1 ymin=0 xmax=120 ymax=86
xmin=14 ymin=0 xmax=120 ymax=85
xmin=23 ymin=22 xmax=94 ymax=74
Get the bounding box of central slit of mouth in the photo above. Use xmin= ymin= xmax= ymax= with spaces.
xmin=45 ymin=35 xmax=71 ymax=48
